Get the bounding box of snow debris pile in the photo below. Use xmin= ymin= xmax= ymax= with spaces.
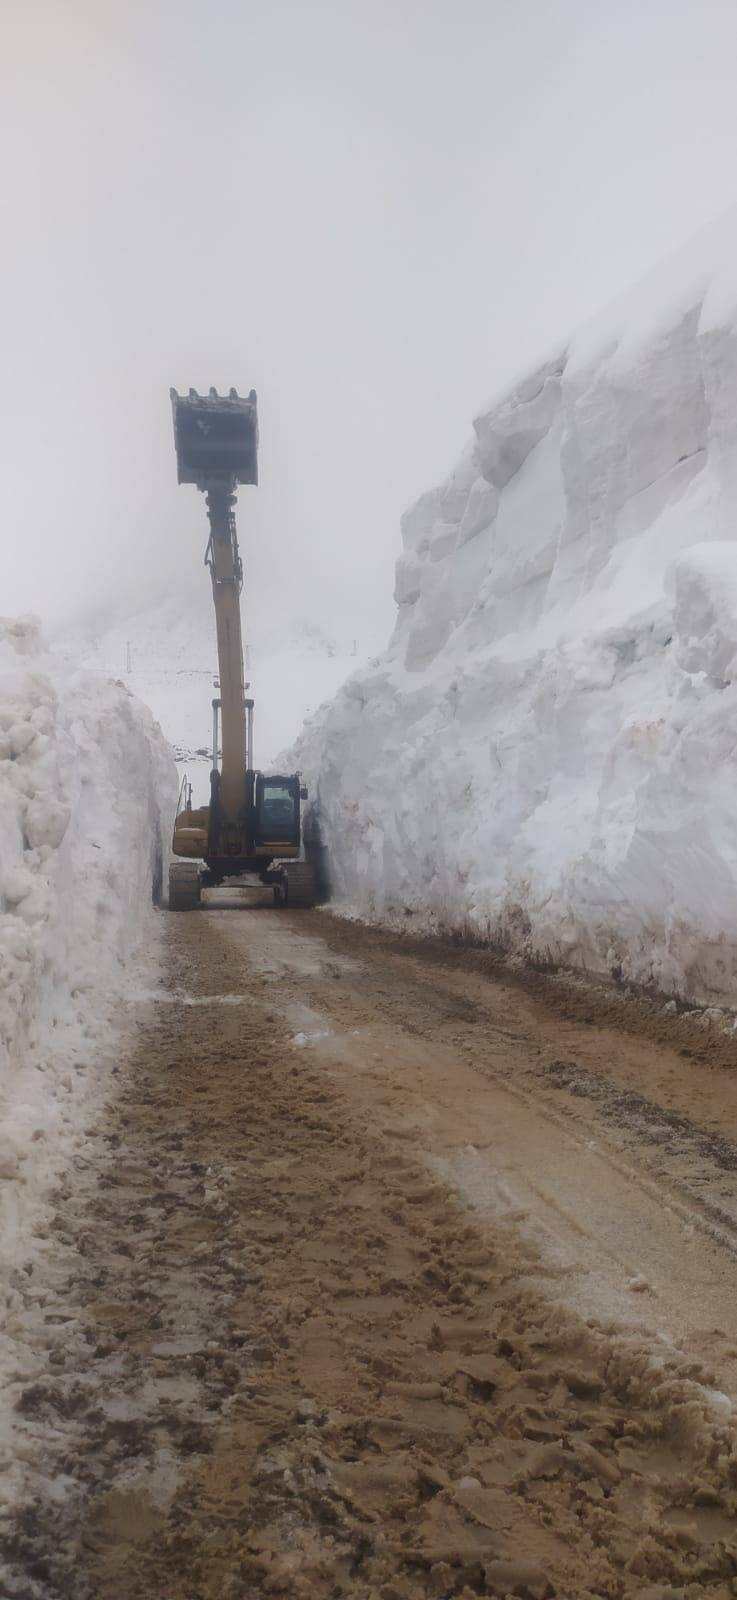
xmin=293 ymin=207 xmax=737 ymax=1003
xmin=0 ymin=614 xmax=176 ymax=1262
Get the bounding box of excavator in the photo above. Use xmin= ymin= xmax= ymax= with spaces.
xmin=168 ymin=386 xmax=316 ymax=912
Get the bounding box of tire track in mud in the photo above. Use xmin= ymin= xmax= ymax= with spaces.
xmin=6 ymin=910 xmax=737 ymax=1597
xmin=288 ymin=914 xmax=737 ymax=1292
xmin=313 ymin=919 xmax=737 ymax=1074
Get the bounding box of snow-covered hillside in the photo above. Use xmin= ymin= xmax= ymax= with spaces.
xmin=58 ymin=591 xmax=363 ymax=805
xmin=0 ymin=616 xmax=175 ymax=1496
xmin=292 ymin=208 xmax=737 ymax=1004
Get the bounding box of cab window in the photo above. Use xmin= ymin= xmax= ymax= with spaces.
xmin=256 ymin=780 xmax=298 ymax=840
xmin=261 ymin=784 xmax=295 ymax=822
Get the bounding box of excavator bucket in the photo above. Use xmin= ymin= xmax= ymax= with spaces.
xmin=170 ymin=387 xmax=259 ymax=488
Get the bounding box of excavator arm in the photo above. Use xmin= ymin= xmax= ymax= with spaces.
xmin=168 ymin=387 xmax=316 ymax=910
xmin=171 ymin=386 xmax=257 ymax=847
xmin=204 ymin=484 xmax=248 ymax=824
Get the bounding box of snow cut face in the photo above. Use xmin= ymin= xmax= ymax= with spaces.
xmin=289 ymin=210 xmax=737 ymax=1003
xmin=0 ymin=618 xmax=177 ymax=1511
xmin=0 ymin=618 xmax=177 ymax=1177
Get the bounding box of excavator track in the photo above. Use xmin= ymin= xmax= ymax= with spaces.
xmin=169 ymin=863 xmax=202 ymax=912
xmin=278 ymin=861 xmax=317 ymax=909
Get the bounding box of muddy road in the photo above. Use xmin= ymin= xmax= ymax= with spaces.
xmin=7 ymin=900 xmax=737 ymax=1598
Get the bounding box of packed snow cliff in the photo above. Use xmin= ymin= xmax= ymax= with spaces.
xmin=0 ymin=616 xmax=176 ymax=1495
xmin=292 ymin=208 xmax=737 ymax=1004
xmin=0 ymin=614 xmax=175 ymax=1196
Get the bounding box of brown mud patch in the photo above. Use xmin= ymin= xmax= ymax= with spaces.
xmin=5 ymin=909 xmax=737 ymax=1598
xmin=302 ymin=912 xmax=737 ymax=1075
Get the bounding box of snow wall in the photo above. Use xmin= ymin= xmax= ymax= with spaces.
xmin=292 ymin=208 xmax=737 ymax=1003
xmin=0 ymin=616 xmax=176 ymax=1239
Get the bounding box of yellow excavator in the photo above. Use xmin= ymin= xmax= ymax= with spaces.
xmin=168 ymin=387 xmax=316 ymax=912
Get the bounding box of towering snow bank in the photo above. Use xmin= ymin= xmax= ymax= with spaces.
xmin=292 ymin=208 xmax=737 ymax=1003
xmin=0 ymin=615 xmax=176 ymax=1296
xmin=0 ymin=618 xmax=176 ymax=1169
xmin=0 ymin=619 xmax=176 ymax=1512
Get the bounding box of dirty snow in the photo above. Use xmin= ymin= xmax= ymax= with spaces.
xmin=292 ymin=206 xmax=737 ymax=1004
xmin=0 ymin=616 xmax=176 ymax=1509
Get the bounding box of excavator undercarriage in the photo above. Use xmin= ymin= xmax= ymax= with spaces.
xmin=169 ymin=862 xmax=202 ymax=912
xmin=168 ymin=386 xmax=317 ymax=911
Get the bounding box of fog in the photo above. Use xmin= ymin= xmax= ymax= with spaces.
xmin=3 ymin=0 xmax=737 ymax=652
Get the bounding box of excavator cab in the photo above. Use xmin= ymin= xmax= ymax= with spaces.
xmin=253 ymin=774 xmax=302 ymax=848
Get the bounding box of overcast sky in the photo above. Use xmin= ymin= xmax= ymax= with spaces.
xmin=3 ymin=0 xmax=737 ymax=652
